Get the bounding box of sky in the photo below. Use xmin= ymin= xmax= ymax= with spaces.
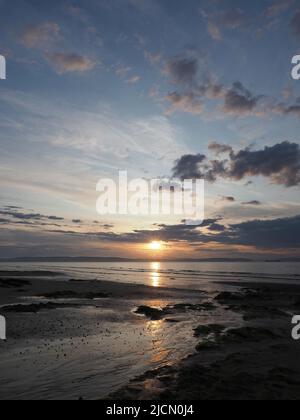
xmin=0 ymin=0 xmax=300 ymax=259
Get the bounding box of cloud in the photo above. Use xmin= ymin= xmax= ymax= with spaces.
xmin=0 ymin=209 xmax=65 ymax=222
xmin=222 ymin=215 xmax=300 ymax=249
xmin=0 ymin=210 xmax=43 ymax=220
xmin=51 ymin=215 xmax=300 ymax=250
xmin=162 ymin=54 xmax=263 ymax=117
xmin=133 ymin=216 xmax=300 ymax=249
xmin=20 ymin=22 xmax=60 ymax=48
xmin=219 ymin=8 xmax=246 ymax=29
xmin=45 ymin=53 xmax=96 ymax=74
xmin=209 ymin=141 xmax=233 ymax=156
xmin=165 ymin=92 xmax=204 ymax=115
xmin=205 ymin=8 xmax=247 ymax=41
xmin=115 ymin=65 xmax=131 ymax=78
xmin=223 ymin=82 xmax=262 ymax=115
xmin=227 ymin=142 xmax=300 ymax=186
xmin=291 ymin=11 xmax=300 ymax=36
xmin=144 ymin=51 xmax=162 ymax=66
xmin=172 ymin=154 xmax=206 ymax=180
xmin=242 ymin=200 xmax=262 ymax=206
xmin=50 ymin=218 xmax=219 ymax=244
xmin=266 ymin=0 xmax=294 ymax=17
xmin=207 ymin=223 xmax=226 ymax=232
xmin=65 ymin=4 xmax=88 ymax=23
xmin=127 ymin=75 xmax=141 ymax=84
xmin=207 ymin=22 xmax=222 ymax=41
xmin=172 ymin=142 xmax=300 ymax=187
xmin=48 ymin=215 xmax=65 ymax=221
xmin=164 ymin=56 xmax=198 ymax=85
xmin=275 ymin=102 xmax=300 ymax=117
xmin=221 ymin=196 xmax=236 ymax=202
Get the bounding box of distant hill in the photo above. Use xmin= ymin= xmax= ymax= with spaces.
xmin=1 ymin=256 xmax=300 ymax=263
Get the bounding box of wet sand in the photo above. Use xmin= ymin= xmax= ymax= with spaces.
xmin=0 ymin=271 xmax=299 ymax=400
xmin=110 ymin=282 xmax=300 ymax=400
xmin=0 ymin=271 xmax=224 ymax=400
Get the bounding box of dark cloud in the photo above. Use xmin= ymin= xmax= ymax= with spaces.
xmin=242 ymin=200 xmax=262 ymax=206
xmin=102 ymin=224 xmax=114 ymax=230
xmin=48 ymin=215 xmax=300 ymax=250
xmin=164 ymin=56 xmax=198 ymax=85
xmin=141 ymin=216 xmax=300 ymax=249
xmin=209 ymin=141 xmax=233 ymax=156
xmin=223 ymin=82 xmax=262 ymax=115
xmin=173 ymin=142 xmax=300 ymax=187
xmin=4 ymin=206 xmax=23 ymax=210
xmin=165 ymin=92 xmax=204 ymax=115
xmin=0 ymin=210 xmax=44 ymax=220
xmin=45 ymin=53 xmax=96 ymax=74
xmin=207 ymin=223 xmax=226 ymax=232
xmin=227 ymin=142 xmax=300 ymax=186
xmin=94 ymin=222 xmax=114 ymax=229
xmin=47 ymin=219 xmax=218 ymax=244
xmin=3 ymin=214 xmax=300 ymax=255
xmin=222 ymin=216 xmax=300 ymax=248
xmin=272 ymin=97 xmax=300 ymax=118
xmin=221 ymin=196 xmax=236 ymax=202
xmin=172 ymin=154 xmax=206 ymax=180
xmin=48 ymin=215 xmax=65 ymax=221
xmin=0 ymin=209 xmax=65 ymax=222
xmin=151 ymin=179 xmax=183 ymax=193
xmin=285 ymin=105 xmax=300 ymax=117
xmin=291 ymin=11 xmax=300 ymax=36
xmin=163 ymin=55 xmax=263 ymax=117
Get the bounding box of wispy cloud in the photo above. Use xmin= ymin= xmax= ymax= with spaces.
xmin=19 ymin=22 xmax=60 ymax=48
xmin=266 ymin=0 xmax=294 ymax=18
xmin=45 ymin=52 xmax=96 ymax=74
xmin=126 ymin=75 xmax=141 ymax=84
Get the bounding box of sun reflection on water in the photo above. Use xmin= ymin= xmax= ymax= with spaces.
xmin=150 ymin=262 xmax=161 ymax=287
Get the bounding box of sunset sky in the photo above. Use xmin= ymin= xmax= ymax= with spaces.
xmin=0 ymin=0 xmax=300 ymax=259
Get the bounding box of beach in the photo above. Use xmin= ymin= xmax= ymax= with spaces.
xmin=0 ymin=265 xmax=299 ymax=400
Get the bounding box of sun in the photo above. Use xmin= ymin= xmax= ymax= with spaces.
xmin=149 ymin=241 xmax=162 ymax=251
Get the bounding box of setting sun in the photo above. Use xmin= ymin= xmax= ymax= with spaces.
xmin=149 ymin=241 xmax=163 ymax=251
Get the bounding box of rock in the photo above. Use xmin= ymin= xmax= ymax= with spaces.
xmin=215 ymin=292 xmax=244 ymax=302
xmin=194 ymin=324 xmax=225 ymax=338
xmin=165 ymin=319 xmax=181 ymax=323
xmin=40 ymin=291 xmax=109 ymax=299
xmin=135 ymin=306 xmax=165 ymax=320
xmin=195 ymin=340 xmax=220 ymax=352
xmin=0 ymin=278 xmax=31 ymax=288
xmin=170 ymin=302 xmax=216 ymax=312
xmin=222 ymin=327 xmax=279 ymax=343
xmin=1 ymin=302 xmax=79 ymax=313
